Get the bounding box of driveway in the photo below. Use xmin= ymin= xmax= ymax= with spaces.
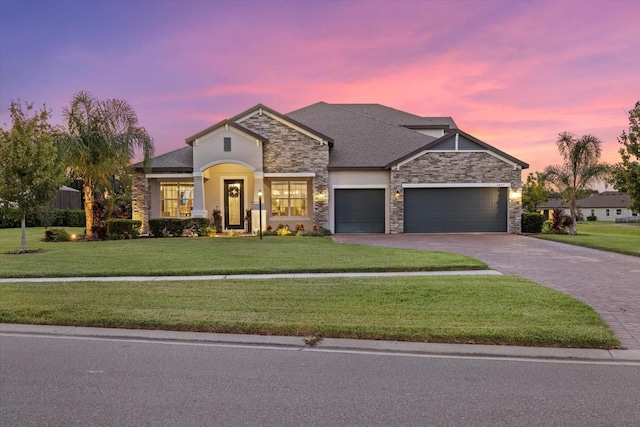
xmin=332 ymin=234 xmax=640 ymax=350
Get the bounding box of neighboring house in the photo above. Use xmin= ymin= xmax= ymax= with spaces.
xmin=132 ymin=103 xmax=528 ymax=235
xmin=539 ymin=196 xmax=565 ymax=220
xmin=553 ymin=191 xmax=637 ymax=221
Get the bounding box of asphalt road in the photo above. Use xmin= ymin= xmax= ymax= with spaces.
xmin=2 ymin=333 xmax=640 ymax=426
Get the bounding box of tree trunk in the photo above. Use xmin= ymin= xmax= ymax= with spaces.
xmin=83 ymin=184 xmax=94 ymax=239
xmin=569 ymin=199 xmax=577 ymax=235
xmin=21 ymin=215 xmax=27 ymax=252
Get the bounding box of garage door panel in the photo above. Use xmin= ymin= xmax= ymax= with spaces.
xmin=405 ymin=187 xmax=507 ymax=233
xmin=335 ymin=189 xmax=385 ymax=233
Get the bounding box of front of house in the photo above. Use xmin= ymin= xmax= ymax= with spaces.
xmin=133 ymin=103 xmax=528 ymax=235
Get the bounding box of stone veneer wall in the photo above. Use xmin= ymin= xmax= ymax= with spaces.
xmin=389 ymin=152 xmax=523 ymax=234
xmin=132 ymin=171 xmax=150 ymax=235
xmin=239 ymin=113 xmax=330 ymax=228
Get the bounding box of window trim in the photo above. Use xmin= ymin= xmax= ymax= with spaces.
xmin=160 ymin=181 xmax=194 ymax=218
xmin=269 ymin=179 xmax=310 ymax=218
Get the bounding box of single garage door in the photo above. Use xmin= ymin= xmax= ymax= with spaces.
xmin=404 ymin=187 xmax=507 ymax=233
xmin=335 ymin=189 xmax=385 ymax=233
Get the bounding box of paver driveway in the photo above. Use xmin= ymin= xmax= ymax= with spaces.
xmin=333 ymin=234 xmax=640 ymax=350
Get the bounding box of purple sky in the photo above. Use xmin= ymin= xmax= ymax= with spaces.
xmin=1 ymin=0 xmax=639 ymax=178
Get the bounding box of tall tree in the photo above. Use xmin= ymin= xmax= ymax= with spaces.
xmin=522 ymin=171 xmax=549 ymax=213
xmin=610 ymin=101 xmax=640 ymax=213
xmin=0 ymin=101 xmax=66 ymax=252
xmin=60 ymin=91 xmax=154 ymax=239
xmin=544 ymin=132 xmax=610 ymax=235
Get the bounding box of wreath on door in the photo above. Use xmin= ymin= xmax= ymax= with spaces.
xmin=228 ymin=186 xmax=240 ymax=198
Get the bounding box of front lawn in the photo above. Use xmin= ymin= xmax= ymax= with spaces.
xmin=0 ymin=227 xmax=486 ymax=277
xmin=535 ymin=222 xmax=640 ymax=256
xmin=0 ymin=275 xmax=619 ymax=349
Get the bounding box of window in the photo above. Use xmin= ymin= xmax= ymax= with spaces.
xmin=606 ymin=209 xmax=610 ymax=217
xmin=271 ymin=180 xmax=308 ymax=217
xmin=616 ymin=209 xmax=622 ymax=215
xmin=160 ymin=182 xmax=194 ymax=217
xmin=224 ymin=137 xmax=231 ymax=151
xmin=591 ymin=209 xmax=595 ymax=216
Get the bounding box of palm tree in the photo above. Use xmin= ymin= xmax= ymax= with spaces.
xmin=544 ymin=132 xmax=609 ymax=235
xmin=61 ymin=91 xmax=154 ymax=239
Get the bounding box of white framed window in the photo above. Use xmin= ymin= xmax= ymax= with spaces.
xmin=616 ymin=209 xmax=622 ymax=215
xmin=606 ymin=209 xmax=610 ymax=217
xmin=270 ymin=180 xmax=308 ymax=217
xmin=160 ymin=182 xmax=194 ymax=217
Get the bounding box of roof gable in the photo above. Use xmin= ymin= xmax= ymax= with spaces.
xmin=388 ymin=130 xmax=529 ymax=170
xmin=185 ymin=119 xmax=266 ymax=146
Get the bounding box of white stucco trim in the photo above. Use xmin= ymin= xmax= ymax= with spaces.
xmin=333 ymin=184 xmax=388 ymax=189
xmin=199 ymin=159 xmax=256 ymax=172
xmin=264 ymin=173 xmax=316 ymax=178
xmin=402 ymin=183 xmax=511 ymax=188
xmin=394 ymin=149 xmax=521 ymax=170
xmin=145 ymin=173 xmax=193 ymax=179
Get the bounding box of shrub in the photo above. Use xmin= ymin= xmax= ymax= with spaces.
xmin=44 ymin=228 xmax=71 ymax=242
xmin=52 ymin=209 xmax=85 ymax=227
xmin=106 ymin=219 xmax=142 ymax=239
xmin=521 ymin=213 xmax=544 ymax=234
xmin=587 ymin=215 xmax=597 ymax=221
xmin=149 ymin=218 xmax=211 ymax=237
xmin=276 ymin=223 xmax=292 ymax=236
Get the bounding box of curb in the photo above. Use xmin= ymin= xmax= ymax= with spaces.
xmin=0 ymin=270 xmax=502 ymax=283
xmin=2 ymin=323 xmax=639 ymax=363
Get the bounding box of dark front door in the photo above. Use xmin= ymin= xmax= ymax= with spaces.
xmin=224 ymin=180 xmax=244 ymax=230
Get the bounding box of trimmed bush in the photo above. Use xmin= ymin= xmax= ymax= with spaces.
xmin=521 ymin=212 xmax=545 ymax=234
xmin=106 ymin=219 xmax=142 ymax=239
xmin=149 ymin=218 xmax=211 ymax=237
xmin=44 ymin=228 xmax=71 ymax=242
xmin=587 ymin=215 xmax=597 ymax=221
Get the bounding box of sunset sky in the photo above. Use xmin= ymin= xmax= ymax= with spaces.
xmin=1 ymin=0 xmax=639 ymax=178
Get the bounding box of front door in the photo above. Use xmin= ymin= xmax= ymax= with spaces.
xmin=224 ymin=180 xmax=244 ymax=230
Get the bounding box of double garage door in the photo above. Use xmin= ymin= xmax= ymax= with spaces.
xmin=334 ymin=187 xmax=507 ymax=233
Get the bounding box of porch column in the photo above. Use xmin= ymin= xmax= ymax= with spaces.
xmin=191 ymin=172 xmax=208 ymax=218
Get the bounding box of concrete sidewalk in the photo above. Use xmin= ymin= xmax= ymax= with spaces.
xmin=0 ymin=269 xmax=500 ymax=283
xmin=2 ymin=323 xmax=639 ymax=364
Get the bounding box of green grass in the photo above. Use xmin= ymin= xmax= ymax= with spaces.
xmin=0 ymin=275 xmax=619 ymax=349
xmin=535 ymin=222 xmax=640 ymax=256
xmin=0 ymin=227 xmax=486 ymax=277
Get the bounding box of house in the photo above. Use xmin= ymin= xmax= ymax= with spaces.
xmin=555 ymin=192 xmax=637 ymax=221
xmin=132 ymin=103 xmax=528 ymax=235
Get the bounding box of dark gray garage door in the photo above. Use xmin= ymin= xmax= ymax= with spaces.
xmin=404 ymin=187 xmax=507 ymax=233
xmin=335 ymin=189 xmax=385 ymax=233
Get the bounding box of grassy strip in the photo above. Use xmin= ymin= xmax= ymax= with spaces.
xmin=534 ymin=222 xmax=640 ymax=256
xmin=0 ymin=275 xmax=619 ymax=349
xmin=0 ymin=227 xmax=486 ymax=277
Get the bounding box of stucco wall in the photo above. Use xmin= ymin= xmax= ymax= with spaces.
xmin=390 ymin=151 xmax=523 ymax=233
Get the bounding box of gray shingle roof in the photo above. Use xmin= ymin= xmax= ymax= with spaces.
xmin=575 ymin=192 xmax=633 ymax=209
xmin=332 ymin=103 xmax=458 ymax=129
xmin=287 ymin=102 xmax=439 ymax=169
xmin=133 ymin=146 xmax=193 ymax=172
